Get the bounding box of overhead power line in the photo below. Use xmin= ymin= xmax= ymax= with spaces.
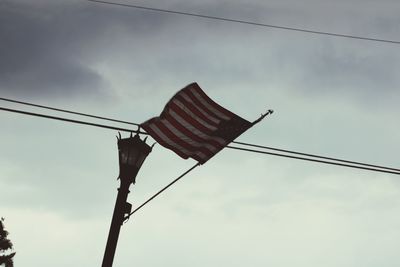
xmin=87 ymin=0 xmax=400 ymax=45
xmin=227 ymin=145 xmax=400 ymax=175
xmin=2 ymin=96 xmax=399 ymax=173
xmin=0 ymin=97 xmax=139 ymax=126
xmin=2 ymin=99 xmax=399 ymax=220
xmin=232 ymin=141 xmax=400 ymax=172
xmin=0 ymin=107 xmax=145 ymax=134
xmin=1 ymin=102 xmax=399 ymax=175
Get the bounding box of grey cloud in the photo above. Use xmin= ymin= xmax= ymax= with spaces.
xmin=80 ymin=0 xmax=400 ymax=108
xmin=283 ymin=40 xmax=400 ymax=108
xmin=0 ymin=0 xmax=176 ymax=100
xmin=0 ymin=1 xmax=104 ymax=99
xmin=3 ymin=0 xmax=396 ymax=105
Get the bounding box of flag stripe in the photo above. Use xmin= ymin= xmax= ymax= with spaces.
xmin=174 ymin=94 xmax=220 ymax=127
xmin=188 ymin=86 xmax=232 ymax=120
xmin=170 ymin=99 xmax=217 ymax=131
xmin=156 ymin=120 xmax=213 ymax=159
xmin=168 ymin=103 xmax=216 ymax=135
xmin=168 ymin=109 xmax=226 ymax=145
xmin=162 ymin=120 xmax=218 ymax=153
xmin=189 ymin=83 xmax=235 ymax=118
xmin=144 ymin=121 xmax=189 ymax=159
xmin=164 ymin=115 xmax=224 ymax=149
xmin=183 ymin=89 xmax=228 ymax=123
xmin=179 ymin=92 xmax=221 ymax=125
xmin=148 ymin=122 xmax=208 ymax=162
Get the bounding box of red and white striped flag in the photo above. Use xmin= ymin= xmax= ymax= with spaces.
xmin=141 ymin=83 xmax=253 ymax=164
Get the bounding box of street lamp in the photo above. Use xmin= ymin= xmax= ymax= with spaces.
xmin=102 ymin=133 xmax=152 ymax=267
xmin=118 ymin=133 xmax=152 ymax=183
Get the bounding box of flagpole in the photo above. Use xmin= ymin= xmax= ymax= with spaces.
xmin=124 ymin=163 xmax=200 ymax=220
xmin=252 ymin=109 xmax=274 ymax=125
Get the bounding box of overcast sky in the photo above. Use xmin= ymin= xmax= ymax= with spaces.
xmin=1 ymin=0 xmax=400 ymax=266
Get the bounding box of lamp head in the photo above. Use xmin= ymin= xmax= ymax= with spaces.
xmin=118 ymin=133 xmax=152 ymax=183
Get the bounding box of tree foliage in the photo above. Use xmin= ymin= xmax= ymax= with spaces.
xmin=0 ymin=218 xmax=15 ymax=267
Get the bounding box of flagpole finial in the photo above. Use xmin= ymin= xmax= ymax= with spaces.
xmin=252 ymin=109 xmax=274 ymax=125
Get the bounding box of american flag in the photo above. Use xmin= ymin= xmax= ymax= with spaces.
xmin=141 ymin=83 xmax=253 ymax=164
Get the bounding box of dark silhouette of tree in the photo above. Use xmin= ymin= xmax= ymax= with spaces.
xmin=0 ymin=218 xmax=15 ymax=267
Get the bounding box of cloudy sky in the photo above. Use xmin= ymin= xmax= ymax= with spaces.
xmin=1 ymin=0 xmax=400 ymax=266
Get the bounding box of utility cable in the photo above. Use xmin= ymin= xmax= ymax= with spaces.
xmin=1 ymin=105 xmax=399 ymax=175
xmin=0 ymin=106 xmax=145 ymax=134
xmin=232 ymin=141 xmax=400 ymax=172
xmin=87 ymin=0 xmax=400 ymax=45
xmin=0 ymin=97 xmax=139 ymax=126
xmin=124 ymin=163 xmax=200 ymax=220
xmin=3 ymin=103 xmax=399 ymax=221
xmin=227 ymin=145 xmax=400 ymax=175
xmin=2 ymin=96 xmax=399 ymax=172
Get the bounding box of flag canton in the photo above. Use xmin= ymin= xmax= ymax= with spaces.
xmin=213 ymin=116 xmax=251 ymax=143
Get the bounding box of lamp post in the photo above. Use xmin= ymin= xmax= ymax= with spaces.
xmin=102 ymin=133 xmax=152 ymax=267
